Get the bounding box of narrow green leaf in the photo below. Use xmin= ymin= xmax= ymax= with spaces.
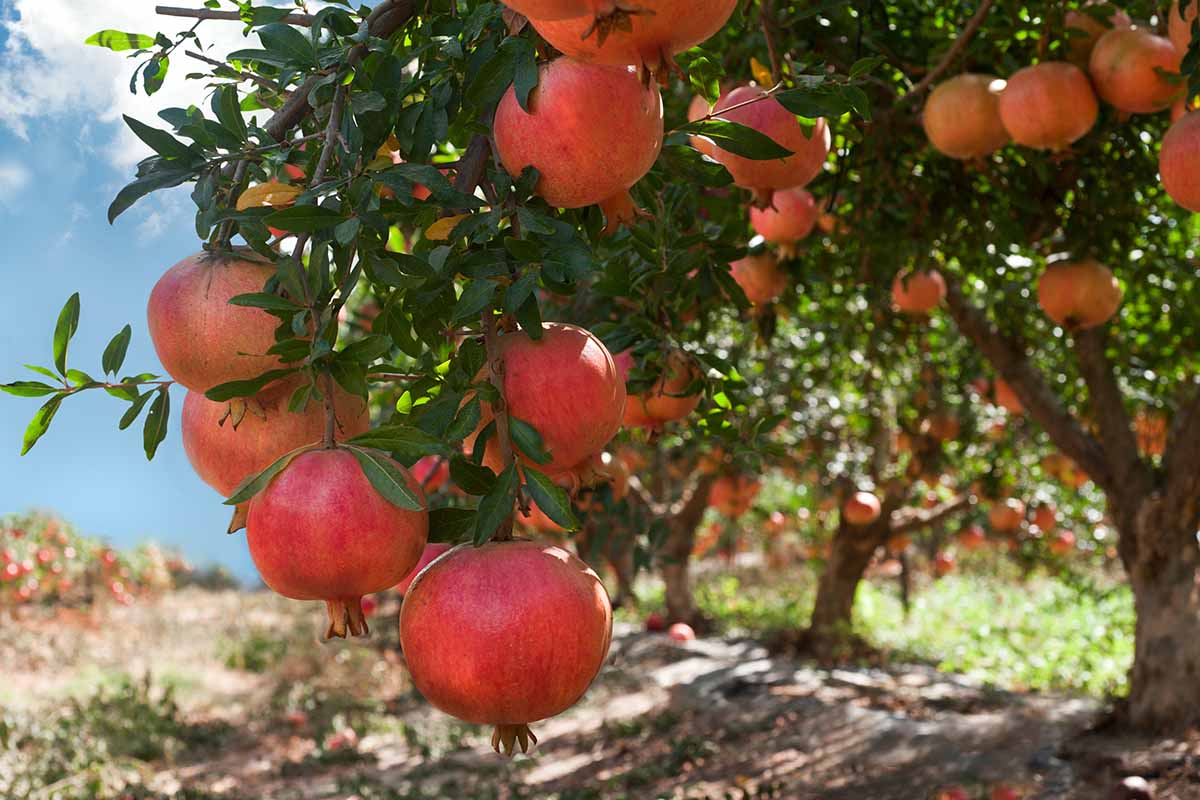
xmin=257 ymin=22 xmax=315 ymax=67
xmin=676 ymin=119 xmax=793 ymax=160
xmin=429 ymin=508 xmax=476 ymax=542
xmin=523 ymin=467 xmax=579 ymax=531
xmin=225 ymin=444 xmax=317 ymax=505
xmin=453 ymin=279 xmax=497 ymax=323
xmin=508 ymin=415 xmax=552 ymax=465
xmin=1 ymin=381 xmax=59 ymax=398
xmin=473 ymin=464 xmax=518 ymax=545
xmin=228 ymin=292 xmax=303 ymax=312
xmin=123 ymin=115 xmax=197 ymax=161
xmin=263 ymin=205 xmax=345 ymax=233
xmin=85 ymin=30 xmax=155 ymax=51
xmin=21 ymin=395 xmax=63 ymax=454
xmin=24 ymin=365 xmax=60 ymax=381
xmin=101 ymin=324 xmax=133 ymax=376
xmin=204 ymin=368 xmax=298 ymax=402
xmin=52 ymin=293 xmax=80 ymax=376
xmin=119 ymin=390 xmax=155 ymax=430
xmin=347 ymin=446 xmax=425 ymax=511
xmin=348 ymin=424 xmax=453 ymax=460
xmin=450 ymin=456 xmax=496 ymax=495
xmin=212 ymin=84 xmax=247 ymax=141
xmin=142 ymin=387 xmax=170 ymax=460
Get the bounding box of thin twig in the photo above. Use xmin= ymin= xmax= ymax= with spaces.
xmin=62 ymin=379 xmax=174 ymax=397
xmin=185 ymin=50 xmax=280 ymax=91
xmin=674 ymin=82 xmax=785 ymax=132
xmin=156 ymin=5 xmax=314 ymax=25
xmin=214 ymin=159 xmax=249 ymax=249
xmin=482 ymin=309 xmax=518 ymax=542
xmin=893 ymin=0 xmax=996 ymax=107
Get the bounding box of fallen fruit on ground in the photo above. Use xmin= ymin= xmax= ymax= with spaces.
xmin=668 ymin=622 xmax=696 ymax=641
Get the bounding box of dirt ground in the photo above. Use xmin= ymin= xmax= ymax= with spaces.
xmin=4 ymin=588 xmax=1200 ymax=800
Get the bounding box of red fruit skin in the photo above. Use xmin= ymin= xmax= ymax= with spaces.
xmin=614 ymin=349 xmax=702 ymax=428
xmin=1089 ymin=28 xmax=1182 ymax=114
xmin=892 ymin=269 xmax=946 ymax=314
xmin=645 ymin=611 xmax=667 ymax=632
xmin=843 ymin=492 xmax=882 ymax=526
xmin=1036 ymin=258 xmax=1122 ymax=330
xmin=400 ymin=541 xmax=613 ymax=726
xmin=997 ymin=62 xmax=1098 ymax=150
xmin=1160 ymin=110 xmax=1200 ymax=212
xmin=395 ymin=542 xmax=452 ymax=594
xmin=494 ymin=59 xmax=663 ymax=210
xmin=502 ymin=0 xmax=595 ymax=20
xmin=730 ymin=253 xmax=788 ymax=305
xmin=668 ymin=622 xmax=696 ymax=641
xmin=247 ymin=449 xmax=428 ymax=603
xmin=708 ymin=475 xmax=761 ymax=517
xmin=182 ymin=387 xmax=368 ymax=497
xmin=528 ymin=0 xmax=737 ymax=74
xmin=1170 ymin=0 xmax=1198 ymax=55
xmin=147 ymin=252 xmax=284 ymax=393
xmin=712 ymin=87 xmax=830 ymax=190
xmin=750 ymin=188 xmax=819 ymax=244
xmin=923 ymin=74 xmax=1009 ymax=159
xmin=411 ymin=456 xmax=451 ymax=493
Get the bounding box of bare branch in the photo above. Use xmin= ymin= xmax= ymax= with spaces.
xmin=451 ymin=134 xmax=493 ymax=208
xmin=893 ymin=0 xmax=996 ymax=107
xmin=185 ymin=50 xmax=280 ymax=91
xmin=157 ymin=5 xmax=314 ymax=26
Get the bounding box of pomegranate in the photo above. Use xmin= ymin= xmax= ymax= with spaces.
xmin=493 ymin=59 xmax=663 ymax=231
xmin=730 ymin=252 xmax=788 ymax=305
xmin=473 ymin=323 xmax=625 ymax=479
xmin=988 ymin=498 xmax=1026 ymax=532
xmin=182 ymin=386 xmax=368 ymax=498
xmin=1037 ymin=258 xmax=1122 ymax=330
xmin=412 ymin=456 xmax=451 ymax=492
xmin=1033 ymin=505 xmax=1057 ymax=533
xmin=668 ymin=622 xmax=696 ymax=642
xmin=997 ymin=62 xmax=1098 ymax=150
xmin=147 ymin=251 xmax=286 ymax=393
xmin=688 ymin=94 xmax=717 ymax=157
xmin=1159 ymin=110 xmax=1200 ymax=211
xmin=1135 ymin=409 xmax=1168 ymax=456
xmin=615 ymin=348 xmax=702 ymax=429
xmin=937 ymin=788 xmax=969 ymax=800
xmin=924 ymin=412 xmax=961 ymax=441
xmin=527 ymin=0 xmax=738 ymax=77
xmin=1089 ymin=28 xmax=1182 ymax=114
xmin=1170 ymin=0 xmax=1198 ymax=55
xmin=396 ymin=542 xmax=451 ymax=594
xmin=843 ymin=491 xmax=882 ymax=526
xmin=959 ymin=525 xmax=987 ymax=550
xmin=708 ymin=474 xmax=762 ymax=517
xmin=711 ymin=86 xmax=831 ymax=193
xmin=933 ymin=551 xmax=957 ymax=577
xmin=749 ymin=187 xmax=819 ymax=246
xmin=887 ymin=534 xmax=912 ymax=553
xmin=501 ymin=0 xmax=595 ymax=21
xmin=645 ymin=611 xmax=667 ymax=632
xmin=517 ymin=499 xmax=567 ymax=536
xmin=246 ymin=447 xmax=428 ymax=638
xmin=993 ymin=378 xmax=1024 ymax=414
xmin=400 ymin=540 xmax=613 ymax=754
xmin=1050 ymin=530 xmax=1078 ymax=555
xmin=923 ymin=73 xmax=1009 ymax=159
xmin=1065 ymin=4 xmax=1133 ymax=65
xmin=891 ymin=269 xmax=946 ymax=314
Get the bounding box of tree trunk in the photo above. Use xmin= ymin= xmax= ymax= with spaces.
xmin=806 ymin=516 xmax=888 ymax=660
xmin=659 ymin=474 xmax=717 ymax=630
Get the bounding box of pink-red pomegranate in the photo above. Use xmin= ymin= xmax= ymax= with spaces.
xmin=614 ymin=348 xmax=702 ymax=429
xmin=1065 ymin=4 xmax=1133 ymax=64
xmin=246 ymin=447 xmax=428 ymax=638
xmin=411 ymin=456 xmax=451 ymax=492
xmin=730 ymin=252 xmax=788 ymax=305
xmin=708 ymin=474 xmax=762 ymax=517
xmin=933 ymin=551 xmax=957 ymax=577
xmin=668 ymin=622 xmax=696 ymax=642
xmin=711 ymin=86 xmax=831 ymax=193
xmin=527 ymin=0 xmax=738 ymax=77
xmin=147 ymin=252 xmax=286 ymax=393
xmin=493 ymin=59 xmax=662 ymax=230
xmin=892 ymin=269 xmax=946 ymax=314
xmin=182 ymin=385 xmax=368 ymax=498
xmin=958 ymin=525 xmax=987 ymax=551
xmin=399 ymin=540 xmax=613 ymax=754
xmin=1170 ymin=0 xmax=1198 ymax=55
xmin=502 ymin=0 xmax=595 ymax=20
xmin=645 ymin=611 xmax=667 ymax=631
xmin=749 ymin=187 xmax=819 ymax=245
xmin=997 ymin=62 xmax=1098 ymax=150
xmin=993 ymin=378 xmax=1024 ymax=414
xmin=1049 ymin=530 xmax=1077 ymax=555
xmin=395 ymin=542 xmax=451 ymax=594
xmin=1089 ymin=28 xmax=1183 ymax=114
xmin=923 ymin=74 xmax=1009 ymax=159
xmin=1037 ymin=258 xmax=1122 ymax=330
xmin=988 ymin=498 xmax=1026 ymax=532
xmin=1033 ymin=505 xmax=1057 ymax=533
xmin=1160 ymin=110 xmax=1200 ymax=211
xmin=843 ymin=491 xmax=882 ymax=526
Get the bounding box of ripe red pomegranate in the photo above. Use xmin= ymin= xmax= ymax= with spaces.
xmin=246 ymin=447 xmax=429 ymax=638
xmin=494 ymin=59 xmax=663 ymax=232
xmin=1033 ymin=505 xmax=1057 ymax=533
xmin=182 ymin=386 xmax=368 ymax=498
xmin=1049 ymin=530 xmax=1077 ymax=555
xmin=892 ymin=269 xmax=946 ymax=314
xmin=1089 ymin=28 xmax=1183 ymax=114
xmin=708 ymin=474 xmax=762 ymax=517
xmin=993 ymin=378 xmax=1024 ymax=414
xmin=668 ymin=622 xmax=696 ymax=642
xmin=843 ymin=491 xmax=882 ymax=526
xmin=645 ymin=611 xmax=667 ymax=632
xmin=411 ymin=456 xmax=451 ymax=492
xmin=688 ymin=94 xmax=717 ymax=157
xmin=933 ymin=551 xmax=957 ymax=577
xmin=1066 ymin=4 xmax=1133 ymax=65
xmin=147 ymin=251 xmax=285 ymax=393
xmin=989 ymin=498 xmax=1026 ymax=532
xmin=527 ymin=0 xmax=738 ymax=77
xmin=615 ymin=348 xmax=702 ymax=429
xmin=1135 ymin=409 xmax=1168 ymax=456
xmin=998 ymin=62 xmax=1098 ymax=150
xmin=396 ymin=542 xmax=451 ymax=594
xmin=400 ymin=540 xmax=613 ymax=754
xmin=1160 ymin=110 xmax=1200 ymax=211
xmin=711 ymin=86 xmax=831 ymax=193
xmin=1037 ymin=258 xmax=1122 ymax=330
xmin=730 ymin=252 xmax=788 ymax=305
xmin=474 ymin=323 xmax=625 ymax=479
xmin=501 ymin=0 xmax=595 ymax=20
xmin=958 ymin=525 xmax=987 ymax=550
xmin=923 ymin=73 xmax=1009 ymax=159
xmin=888 ymin=534 xmax=912 ymax=553
xmin=1170 ymin=0 xmax=1198 ymax=55
xmin=517 ymin=499 xmax=567 ymax=537
xmin=750 ymin=187 xmax=819 ymax=246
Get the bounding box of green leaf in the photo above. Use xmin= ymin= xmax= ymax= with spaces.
xmin=1 ymin=381 xmax=59 ymax=398
xmin=347 ymin=446 xmax=426 ymax=511
xmin=228 ymin=292 xmax=303 ymax=312
xmin=429 ymin=508 xmax=475 ymax=543
xmin=446 ymin=395 xmax=481 ymax=442
xmin=264 ymin=205 xmax=345 ymax=233
xmin=348 ymin=424 xmax=453 ymax=461
xmin=212 ymin=85 xmax=247 ymax=141
xmin=143 ymin=54 xmax=169 ymax=96
xmin=450 ymin=456 xmax=496 ymax=495
xmin=473 ymin=464 xmax=518 ymax=545
xmin=224 ymin=444 xmax=317 ymax=505
xmin=119 ymin=390 xmax=156 ymax=430
xmin=676 ymin=119 xmax=793 ymax=160
xmin=511 ymin=38 xmax=539 ymax=113
xmin=85 ymin=30 xmax=155 ymax=51
xmin=65 ymin=369 xmax=95 ymax=387
xmin=52 ymin=293 xmax=80 ymax=376
xmin=21 ymin=395 xmax=63 ymax=455
xmin=142 ymin=387 xmax=170 ymax=460
xmin=523 ymin=467 xmax=579 ymax=531
xmin=101 ymin=324 xmax=133 ymax=376
xmin=340 ymin=334 xmax=393 ymax=365
xmin=108 ymin=163 xmax=196 ymax=223
xmin=205 ymin=369 xmax=298 ymax=402
xmin=24 ymin=365 xmax=59 ymax=381
xmin=849 ymin=55 xmax=886 ymax=78
xmin=774 ymin=88 xmax=852 ymax=119
xmin=123 ymin=115 xmax=198 ymax=161
xmin=508 ymin=415 xmax=552 ymax=465
xmin=257 ymin=22 xmax=315 ymax=67
xmin=453 ymin=279 xmax=497 ymax=324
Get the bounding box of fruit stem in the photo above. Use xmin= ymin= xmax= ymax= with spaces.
xmin=481 ymin=308 xmax=518 ymax=542
xmin=324 ymin=597 xmax=369 ymax=639
xmin=490 ymin=723 xmax=537 ymax=756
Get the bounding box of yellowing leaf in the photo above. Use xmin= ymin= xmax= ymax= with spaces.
xmin=751 ymin=57 xmax=773 ymax=87
xmin=425 ymin=214 xmax=470 ymax=241
xmin=237 ymin=181 xmax=301 ymax=211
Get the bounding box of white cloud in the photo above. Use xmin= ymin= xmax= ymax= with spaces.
xmin=0 ymin=161 xmax=31 ymax=195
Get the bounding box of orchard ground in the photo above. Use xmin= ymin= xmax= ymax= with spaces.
xmin=5 ymin=546 xmax=1198 ymax=800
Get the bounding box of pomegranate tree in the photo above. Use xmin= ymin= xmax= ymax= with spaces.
xmin=399 ymin=540 xmax=612 ymax=754
xmin=1088 ymin=28 xmax=1182 ymax=114
xmin=711 ymin=86 xmax=831 ymax=196
xmin=1065 ymin=4 xmax=1133 ymax=65
xmin=922 ymin=74 xmax=1009 ymax=159
xmin=988 ymin=498 xmax=1026 ymax=532
xmin=729 ymin=252 xmax=788 ymax=306
xmin=1036 ymin=258 xmax=1122 ymax=330
xmin=997 ymin=62 xmax=1098 ymax=150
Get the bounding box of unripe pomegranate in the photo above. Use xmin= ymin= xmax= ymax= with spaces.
xmin=615 ymin=348 xmax=702 ymax=429
xmin=933 ymin=551 xmax=957 ymax=577
xmin=1036 ymin=258 xmax=1121 ymax=330
xmin=1033 ymin=505 xmax=1057 ymax=533
xmin=182 ymin=386 xmax=368 ymax=498
xmin=994 ymin=378 xmax=1024 ymax=414
xmin=474 ymin=323 xmax=625 ymax=479
xmin=494 ymin=59 xmax=663 ymax=228
xmin=989 ymin=498 xmax=1026 ymax=532
xmin=708 ymin=474 xmax=762 ymax=517
xmin=501 ymin=0 xmax=595 ymax=21
xmin=749 ymin=187 xmax=819 ymax=245
xmin=1089 ymin=28 xmax=1182 ymax=114
xmin=147 ymin=252 xmax=286 ymax=393
xmin=711 ymin=86 xmax=831 ymax=192
xmin=412 ymin=456 xmax=451 ymax=493
xmin=396 ymin=542 xmax=451 ymax=594
xmin=1159 ymin=110 xmax=1200 ymax=211
xmin=959 ymin=525 xmax=987 ymax=550
xmin=843 ymin=491 xmax=882 ymax=526
xmin=1065 ymin=4 xmax=1133 ymax=65
xmin=1170 ymin=0 xmax=1198 ymax=55
xmin=730 ymin=252 xmax=788 ymax=305
xmin=246 ymin=448 xmax=429 ymax=638
xmin=892 ymin=269 xmax=946 ymax=314
xmin=668 ymin=622 xmax=696 ymax=642
xmin=998 ymin=62 xmax=1098 ymax=150
xmin=527 ymin=0 xmax=738 ymax=77
xmin=923 ymin=74 xmax=1009 ymax=159
xmin=400 ymin=540 xmax=613 ymax=754
xmin=1049 ymin=530 xmax=1077 ymax=555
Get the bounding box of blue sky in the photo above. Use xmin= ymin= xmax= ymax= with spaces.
xmin=0 ymin=0 xmax=280 ymax=580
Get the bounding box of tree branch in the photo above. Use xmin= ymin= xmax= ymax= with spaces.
xmin=185 ymin=50 xmax=280 ymax=92
xmin=157 ymin=5 xmax=314 ymax=25
xmin=942 ymin=275 xmax=1111 ymax=487
xmin=1163 ymin=382 xmax=1200 ymax=527
xmin=668 ymin=473 xmax=719 ymax=547
xmin=451 ymin=134 xmax=492 ymax=208
xmin=889 ymin=494 xmax=972 ymax=536
xmin=893 ymin=0 xmax=995 ymax=107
